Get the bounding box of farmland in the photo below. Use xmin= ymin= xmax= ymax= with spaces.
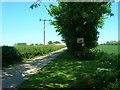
xmin=17 ymin=45 xmax=119 ymax=89
xmin=95 ymin=45 xmax=119 ymax=55
xmin=2 ymin=45 xmax=66 ymax=68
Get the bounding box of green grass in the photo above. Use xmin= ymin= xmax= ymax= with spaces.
xmin=95 ymin=45 xmax=119 ymax=55
xmin=17 ymin=45 xmax=119 ymax=89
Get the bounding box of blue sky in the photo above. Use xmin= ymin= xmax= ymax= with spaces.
xmin=98 ymin=2 xmax=118 ymax=44
xmin=1 ymin=2 xmax=118 ymax=46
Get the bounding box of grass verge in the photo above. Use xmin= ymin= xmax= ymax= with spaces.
xmin=17 ymin=50 xmax=119 ymax=89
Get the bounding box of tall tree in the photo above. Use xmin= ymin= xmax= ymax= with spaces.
xmin=46 ymin=2 xmax=113 ymax=58
xmin=30 ymin=43 xmax=34 ymax=46
xmin=48 ymin=41 xmax=53 ymax=45
xmin=53 ymin=41 xmax=61 ymax=44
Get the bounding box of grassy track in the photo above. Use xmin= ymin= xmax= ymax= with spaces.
xmin=17 ymin=45 xmax=119 ymax=89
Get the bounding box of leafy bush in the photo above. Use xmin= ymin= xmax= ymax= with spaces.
xmin=2 ymin=46 xmax=22 ymax=67
xmin=106 ymin=80 xmax=120 ymax=89
xmin=2 ymin=45 xmax=66 ymax=67
xmin=73 ymin=49 xmax=95 ymax=60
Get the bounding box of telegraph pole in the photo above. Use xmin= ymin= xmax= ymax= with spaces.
xmin=39 ymin=18 xmax=52 ymax=45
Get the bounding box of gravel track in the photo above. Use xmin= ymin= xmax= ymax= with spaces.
xmin=2 ymin=48 xmax=67 ymax=89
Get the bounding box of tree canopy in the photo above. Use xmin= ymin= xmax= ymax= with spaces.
xmin=48 ymin=41 xmax=61 ymax=45
xmin=14 ymin=43 xmax=27 ymax=46
xmin=46 ymin=2 xmax=113 ymax=58
xmin=30 ymin=2 xmax=114 ymax=58
xmin=53 ymin=41 xmax=61 ymax=44
xmin=48 ymin=41 xmax=53 ymax=45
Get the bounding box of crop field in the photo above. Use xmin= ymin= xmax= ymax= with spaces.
xmin=17 ymin=45 xmax=119 ymax=89
xmin=95 ymin=45 xmax=119 ymax=55
xmin=2 ymin=45 xmax=66 ymax=68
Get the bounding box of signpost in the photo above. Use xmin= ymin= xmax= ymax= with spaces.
xmin=77 ymin=38 xmax=85 ymax=46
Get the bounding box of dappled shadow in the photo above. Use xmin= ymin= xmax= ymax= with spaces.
xmin=17 ymin=51 xmax=119 ymax=89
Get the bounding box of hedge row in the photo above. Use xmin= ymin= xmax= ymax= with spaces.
xmin=2 ymin=45 xmax=66 ymax=67
xmin=100 ymin=44 xmax=120 ymax=45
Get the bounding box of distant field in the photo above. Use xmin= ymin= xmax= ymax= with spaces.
xmin=95 ymin=45 xmax=119 ymax=55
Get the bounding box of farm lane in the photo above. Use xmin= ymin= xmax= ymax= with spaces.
xmin=2 ymin=48 xmax=67 ymax=89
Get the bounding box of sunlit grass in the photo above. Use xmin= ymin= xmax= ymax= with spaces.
xmin=95 ymin=45 xmax=119 ymax=55
xmin=17 ymin=49 xmax=119 ymax=89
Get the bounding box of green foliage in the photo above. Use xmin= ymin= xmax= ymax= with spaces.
xmin=53 ymin=41 xmax=61 ymax=44
xmin=2 ymin=45 xmax=66 ymax=68
xmin=106 ymin=80 xmax=120 ymax=89
xmin=35 ymin=43 xmax=38 ymax=46
xmin=2 ymin=46 xmax=22 ymax=67
xmin=46 ymin=2 xmax=114 ymax=58
xmin=14 ymin=43 xmax=27 ymax=46
xmin=95 ymin=45 xmax=119 ymax=55
xmin=30 ymin=2 xmax=40 ymax=9
xmin=30 ymin=43 xmax=34 ymax=46
xmin=48 ymin=41 xmax=53 ymax=45
xmin=48 ymin=41 xmax=61 ymax=45
xmin=17 ymin=45 xmax=119 ymax=89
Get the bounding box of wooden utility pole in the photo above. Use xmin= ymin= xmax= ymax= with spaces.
xmin=39 ymin=18 xmax=52 ymax=45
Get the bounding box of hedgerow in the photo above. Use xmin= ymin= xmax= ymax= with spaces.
xmin=2 ymin=45 xmax=66 ymax=67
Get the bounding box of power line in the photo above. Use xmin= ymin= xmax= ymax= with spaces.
xmin=39 ymin=18 xmax=52 ymax=45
